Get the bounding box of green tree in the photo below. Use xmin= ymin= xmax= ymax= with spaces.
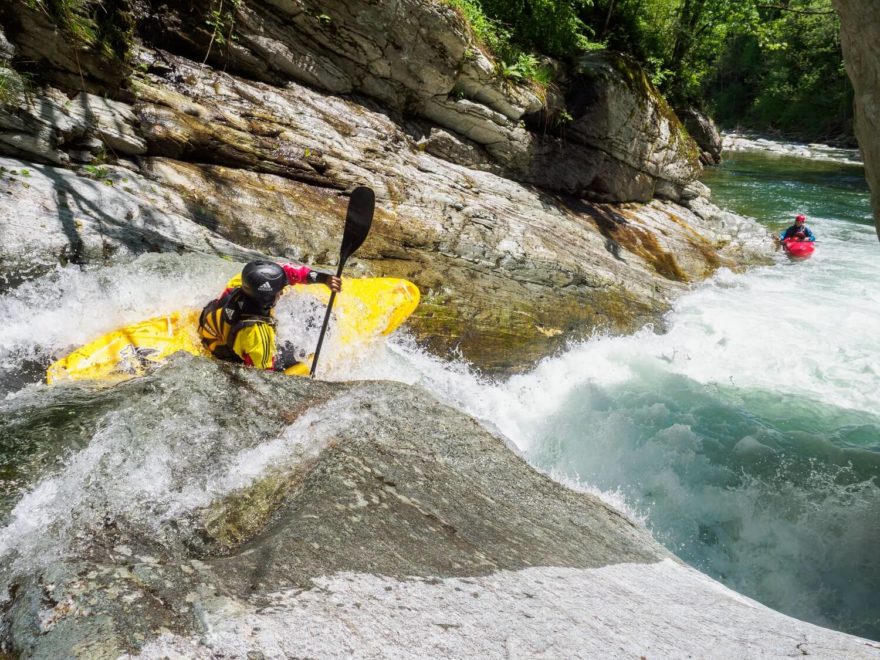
xmin=585 ymin=0 xmax=850 ymax=140
xmin=477 ymin=0 xmax=596 ymax=57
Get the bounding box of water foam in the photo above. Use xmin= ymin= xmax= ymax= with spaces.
xmin=0 ymin=385 xmax=374 ymax=574
xmin=0 ymin=253 xmax=236 ymax=372
xmin=343 ymin=209 xmax=880 ymax=637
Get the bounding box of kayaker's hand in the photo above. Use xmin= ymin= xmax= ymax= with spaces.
xmin=310 ymin=271 xmax=342 ymax=291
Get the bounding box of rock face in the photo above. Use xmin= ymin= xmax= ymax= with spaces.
xmin=0 ymin=0 xmax=773 ymax=371
xmin=0 ymin=3 xmax=127 ymax=86
xmin=678 ymin=107 xmax=723 ymax=166
xmin=1 ymin=1 xmax=703 ymax=204
xmin=0 ymin=358 xmax=875 ymax=657
xmin=560 ymin=53 xmax=703 ymax=202
xmin=833 ymin=0 xmax=880 ymax=240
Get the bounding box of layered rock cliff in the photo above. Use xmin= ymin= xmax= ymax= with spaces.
xmin=834 ymin=0 xmax=880 ymax=241
xmin=0 ymin=0 xmax=771 ymax=371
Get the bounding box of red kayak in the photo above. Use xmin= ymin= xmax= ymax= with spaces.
xmin=782 ymin=238 xmax=815 ymax=260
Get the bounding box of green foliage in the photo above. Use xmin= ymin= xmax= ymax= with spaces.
xmin=644 ymin=56 xmax=673 ymax=87
xmin=443 ymin=0 xmax=601 ymax=88
xmin=554 ymin=108 xmax=574 ymax=126
xmin=704 ymin=0 xmax=850 ymax=140
xmin=580 ymin=0 xmax=850 ymax=141
xmin=0 ymin=67 xmax=27 ymax=106
xmin=496 ymin=53 xmax=553 ymax=84
xmin=206 ymin=0 xmax=243 ymax=48
xmin=478 ymin=0 xmax=597 ymax=57
xmin=202 ymin=0 xmax=244 ymax=71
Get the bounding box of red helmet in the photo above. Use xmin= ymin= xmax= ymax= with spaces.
xmin=795 ymin=214 xmax=806 ymax=223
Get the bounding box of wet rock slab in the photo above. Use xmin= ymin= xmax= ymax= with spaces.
xmin=1 ymin=358 xmax=876 ymax=657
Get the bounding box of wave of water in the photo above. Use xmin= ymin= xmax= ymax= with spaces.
xmin=343 ymin=158 xmax=880 ymax=638
xmin=365 ymin=213 xmax=880 ymax=638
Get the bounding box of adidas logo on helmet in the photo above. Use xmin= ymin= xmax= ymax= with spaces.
xmin=241 ymin=260 xmax=287 ymax=305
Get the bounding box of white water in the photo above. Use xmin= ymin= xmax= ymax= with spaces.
xmin=1 ymin=150 xmax=878 ymax=637
xmin=346 ymin=190 xmax=880 ymax=636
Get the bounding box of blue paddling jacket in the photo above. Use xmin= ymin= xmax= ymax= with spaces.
xmin=780 ymin=224 xmax=815 ymax=242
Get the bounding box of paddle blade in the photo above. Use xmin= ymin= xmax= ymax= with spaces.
xmin=310 ymin=186 xmax=374 ymax=377
xmin=339 ymin=186 xmax=374 ymax=270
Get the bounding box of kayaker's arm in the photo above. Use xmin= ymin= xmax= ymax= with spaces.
xmin=282 ymin=263 xmax=341 ymax=292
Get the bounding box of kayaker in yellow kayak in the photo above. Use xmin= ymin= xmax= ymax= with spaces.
xmin=198 ymin=261 xmax=341 ymax=371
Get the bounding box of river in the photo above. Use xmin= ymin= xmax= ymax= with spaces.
xmin=1 ymin=139 xmax=878 ymax=641
xmin=371 ymin=142 xmax=880 ymax=639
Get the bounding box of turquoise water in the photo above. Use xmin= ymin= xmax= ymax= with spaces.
xmin=525 ymin=151 xmax=880 ymax=638
xmin=373 ymin=148 xmax=880 ymax=639
xmin=701 ymin=150 xmax=874 ymax=231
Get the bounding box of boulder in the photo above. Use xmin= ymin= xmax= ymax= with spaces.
xmin=678 ymin=106 xmax=723 ymax=165
xmin=0 ymin=357 xmax=875 ymax=658
xmin=563 ymin=52 xmax=703 ymax=202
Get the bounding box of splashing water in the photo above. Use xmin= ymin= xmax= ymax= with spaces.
xmin=356 ymin=150 xmax=880 ymax=638
xmin=0 ymin=149 xmax=878 ymax=639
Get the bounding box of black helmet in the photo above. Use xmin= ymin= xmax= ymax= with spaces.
xmin=240 ymin=261 xmax=286 ymax=305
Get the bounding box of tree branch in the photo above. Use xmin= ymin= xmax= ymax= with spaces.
xmin=756 ymin=4 xmax=837 ymax=15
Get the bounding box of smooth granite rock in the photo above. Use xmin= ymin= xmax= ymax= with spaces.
xmin=0 ymin=357 xmax=876 ymax=658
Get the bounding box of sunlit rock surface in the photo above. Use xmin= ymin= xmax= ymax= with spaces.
xmin=0 ymin=57 xmax=771 ymax=370
xmin=0 ymin=358 xmax=876 ymax=658
xmin=562 ymin=53 xmax=702 ymax=202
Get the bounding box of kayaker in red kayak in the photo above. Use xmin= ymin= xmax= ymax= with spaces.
xmin=779 ymin=214 xmax=816 ymax=243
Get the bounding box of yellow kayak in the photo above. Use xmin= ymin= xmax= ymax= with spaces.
xmin=47 ymin=278 xmax=420 ymax=384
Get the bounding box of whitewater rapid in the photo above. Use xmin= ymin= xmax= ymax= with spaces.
xmin=1 ymin=145 xmax=878 ymax=639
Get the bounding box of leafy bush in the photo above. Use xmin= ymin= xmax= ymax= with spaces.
xmin=443 ymin=0 xmax=600 ymax=88
xmin=23 ymin=0 xmax=134 ymax=62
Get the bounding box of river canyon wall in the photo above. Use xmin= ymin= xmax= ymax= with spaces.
xmin=834 ymin=0 xmax=880 ymax=240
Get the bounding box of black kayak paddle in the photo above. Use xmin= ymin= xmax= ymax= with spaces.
xmin=310 ymin=186 xmax=375 ymax=377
